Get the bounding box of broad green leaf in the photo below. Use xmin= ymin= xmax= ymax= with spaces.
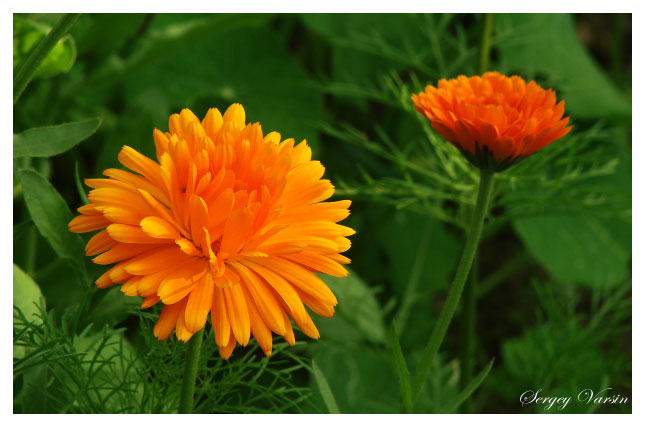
xmin=13 ymin=17 xmax=77 ymax=79
xmin=311 ymin=360 xmax=340 ymax=414
xmin=513 ymin=214 xmax=629 ymax=288
xmin=13 ymin=117 xmax=102 ymax=159
xmin=13 ymin=264 xmax=45 ymax=360
xmin=13 ymin=264 xmax=44 ymax=324
xmin=496 ymin=14 xmax=631 ymax=120
xmin=320 ymin=268 xmax=386 ymax=345
xmin=389 ymin=321 xmax=412 ymax=412
xmin=442 ymin=358 xmax=494 ymax=413
xmin=19 ymin=169 xmax=86 ymax=271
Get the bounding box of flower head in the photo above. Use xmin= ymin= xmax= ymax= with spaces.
xmin=69 ymin=104 xmax=354 ymax=359
xmin=412 ymin=71 xmax=572 ymax=170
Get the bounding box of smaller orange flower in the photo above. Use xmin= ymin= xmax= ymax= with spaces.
xmin=412 ymin=71 xmax=572 ymax=170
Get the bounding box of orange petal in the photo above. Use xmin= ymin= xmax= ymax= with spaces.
xmin=106 ymin=223 xmax=171 ymax=245
xmin=220 ymin=207 xmax=255 ymax=256
xmin=69 ymin=214 xmax=111 ymax=233
xmin=211 ymin=287 xmax=231 ymax=347
xmin=218 ymin=332 xmax=237 ymax=360
xmin=124 ymin=246 xmax=191 ymax=275
xmin=85 ymin=230 xmax=117 ymax=256
xmin=283 ymin=252 xmax=349 ymax=277
xmin=223 ymin=284 xmax=251 ymax=346
xmin=184 ymin=273 xmax=214 ymax=333
xmin=228 ymin=262 xmax=286 ymax=335
xmin=240 ymin=259 xmax=308 ymax=328
xmin=252 ymin=257 xmax=337 ymax=306
xmin=140 ymin=216 xmax=181 ymax=240
xmin=241 ymin=284 xmax=273 ymax=356
xmin=153 ymin=299 xmax=184 ymax=340
xmin=157 ymin=260 xmax=208 ymax=305
xmin=141 ymin=295 xmax=160 ymax=309
xmin=93 ymin=243 xmax=158 ymax=265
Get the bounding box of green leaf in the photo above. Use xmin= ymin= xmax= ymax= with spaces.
xmin=19 ymin=169 xmax=86 ymax=273
xmin=311 ymin=360 xmax=340 ymax=414
xmin=13 ymin=264 xmax=45 ymax=360
xmin=13 ymin=264 xmax=44 ymax=324
xmin=513 ymin=214 xmax=629 ymax=288
xmin=13 ymin=117 xmax=102 ymax=159
xmin=496 ymin=14 xmax=631 ymax=120
xmin=389 ymin=320 xmax=412 ymax=412
xmin=442 ymin=358 xmax=494 ymax=413
xmin=320 ymin=268 xmax=386 ymax=345
xmin=13 ymin=16 xmax=77 ymax=79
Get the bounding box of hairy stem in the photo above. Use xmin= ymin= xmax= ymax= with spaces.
xmin=459 ymin=252 xmax=478 ymax=412
xmin=411 ymin=169 xmax=495 ymax=404
xmin=477 ymin=13 xmax=494 ymax=74
xmin=13 ymin=13 xmax=81 ymax=105
xmin=178 ymin=328 xmax=204 ymax=413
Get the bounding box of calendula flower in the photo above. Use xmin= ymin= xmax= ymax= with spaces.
xmin=412 ymin=71 xmax=572 ymax=170
xmin=69 ymin=104 xmax=354 ymax=359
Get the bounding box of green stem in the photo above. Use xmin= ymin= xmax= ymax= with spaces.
xmin=411 ymin=169 xmax=495 ymax=404
xmin=13 ymin=13 xmax=81 ymax=105
xmin=477 ymin=13 xmax=494 ymax=74
xmin=178 ymin=328 xmax=204 ymax=414
xmin=459 ymin=252 xmax=478 ymax=413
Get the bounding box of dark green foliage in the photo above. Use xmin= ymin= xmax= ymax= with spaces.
xmin=13 ymin=13 xmax=631 ymax=413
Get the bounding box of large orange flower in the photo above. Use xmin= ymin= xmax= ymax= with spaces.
xmin=412 ymin=71 xmax=572 ymax=170
xmin=69 ymin=104 xmax=354 ymax=359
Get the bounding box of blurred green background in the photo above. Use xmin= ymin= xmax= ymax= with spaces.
xmin=13 ymin=13 xmax=631 ymax=414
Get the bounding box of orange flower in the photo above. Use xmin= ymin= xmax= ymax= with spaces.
xmin=412 ymin=71 xmax=572 ymax=170
xmin=69 ymin=104 xmax=354 ymax=359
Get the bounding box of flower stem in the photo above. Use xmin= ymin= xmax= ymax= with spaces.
xmin=411 ymin=169 xmax=495 ymax=404
xmin=13 ymin=13 xmax=81 ymax=105
xmin=178 ymin=328 xmax=205 ymax=414
xmin=459 ymin=252 xmax=478 ymax=412
xmin=477 ymin=13 xmax=494 ymax=74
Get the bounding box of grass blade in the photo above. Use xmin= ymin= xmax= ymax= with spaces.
xmin=390 ymin=320 xmax=413 ymax=413
xmin=442 ymin=358 xmax=494 ymax=413
xmin=311 ymin=360 xmax=340 ymax=414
